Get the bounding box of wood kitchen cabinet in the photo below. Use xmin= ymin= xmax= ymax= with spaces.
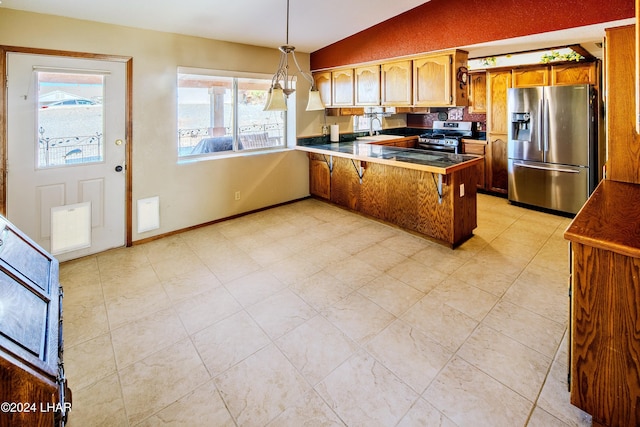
xmin=354 ymin=65 xmax=380 ymax=105
xmin=486 ymin=70 xmax=511 ymax=194
xmin=309 ymin=153 xmax=330 ymax=199
xmin=332 ymin=68 xmax=354 ymax=106
xmin=468 ymin=71 xmax=487 ymax=114
xmin=564 ymin=180 xmax=640 ymax=427
xmin=512 ymin=65 xmax=550 ymax=87
xmin=381 ymin=60 xmax=412 ymax=106
xmin=0 ymin=215 xmax=71 ymax=427
xmin=413 ymin=50 xmax=468 ymax=107
xmin=314 ymin=71 xmax=332 ymax=107
xmin=551 ymin=62 xmax=598 ymax=86
xmin=462 ymin=140 xmax=486 ymax=189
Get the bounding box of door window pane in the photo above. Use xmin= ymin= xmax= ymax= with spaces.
xmin=37 ymin=72 xmax=104 ymax=167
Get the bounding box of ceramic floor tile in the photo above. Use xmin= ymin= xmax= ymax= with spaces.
xmin=527 ymin=407 xmax=572 ymax=427
xmin=536 ymin=353 xmax=592 ymax=426
xmin=482 ymin=300 xmax=565 ymax=359
xmin=204 ymin=249 xmax=262 ymax=283
xmin=357 ymin=273 xmax=424 ymax=317
xmin=160 ymin=268 xmax=222 ymax=303
xmin=424 ymin=357 xmax=532 ymax=427
xmin=65 ymin=333 xmax=117 ymax=391
xmin=386 ymin=258 xmax=447 ymax=293
xmin=192 ymin=310 xmax=270 ymax=377
xmin=290 ymin=270 xmax=353 ymax=311
xmin=214 ymin=344 xmax=310 ymax=426
xmin=224 ymin=269 xmax=287 ymax=308
xmin=324 ymin=257 xmax=383 ymax=290
xmin=503 ymin=265 xmax=568 ymax=324
xmin=321 ymin=292 xmax=395 ymax=345
xmin=276 ymin=315 xmax=359 ymax=386
xmin=379 ymin=233 xmax=431 ymax=257
xmin=401 ymin=295 xmax=478 ymax=352
xmin=266 ymin=390 xmax=346 ymax=426
xmin=247 ymin=288 xmax=317 ymax=339
xmin=245 ymin=240 xmax=297 ymax=267
xmin=365 ymin=319 xmax=452 ymax=394
xmin=63 ymin=300 xmax=110 ymax=348
xmin=119 ymin=338 xmax=210 ymax=425
xmin=315 ymin=350 xmax=418 ymax=427
xmin=137 ymin=380 xmax=234 ymax=427
xmin=267 ymin=255 xmax=324 ymax=286
xmin=411 ymin=247 xmax=467 ymax=275
xmin=427 ymin=278 xmax=499 ymax=321
xmin=353 ymin=243 xmax=408 ymax=272
xmin=457 ymin=324 xmax=551 ymax=401
xmin=101 ymin=264 xmax=161 ymax=302
xmin=64 ymin=373 xmax=127 ymax=427
xmin=105 ymin=282 xmax=172 ymax=329
xmin=110 ymin=308 xmax=188 ymax=369
xmin=141 ymin=234 xmax=195 ymax=264
xmin=396 ymin=398 xmax=457 ymax=427
xmin=449 ymin=258 xmax=518 ymax=296
xmin=175 ymin=285 xmax=242 ymax=334
xmin=150 ymin=251 xmax=211 ymax=282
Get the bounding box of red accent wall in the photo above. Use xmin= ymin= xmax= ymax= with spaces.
xmin=310 ymin=0 xmax=634 ymax=70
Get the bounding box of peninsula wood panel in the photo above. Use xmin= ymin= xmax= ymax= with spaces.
xmin=318 ymin=156 xmax=477 ymax=247
xmin=308 ymin=153 xmax=330 ymax=200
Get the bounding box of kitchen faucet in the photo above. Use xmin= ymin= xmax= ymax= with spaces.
xmin=370 ymin=116 xmax=382 ymax=136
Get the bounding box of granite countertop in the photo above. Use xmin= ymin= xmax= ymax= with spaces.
xmin=296 ymin=142 xmax=482 ymax=175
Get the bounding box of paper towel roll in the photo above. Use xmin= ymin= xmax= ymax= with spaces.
xmin=330 ymin=124 xmax=340 ymax=142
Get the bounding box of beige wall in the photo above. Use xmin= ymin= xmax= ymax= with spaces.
xmin=0 ymin=9 xmax=324 ymax=241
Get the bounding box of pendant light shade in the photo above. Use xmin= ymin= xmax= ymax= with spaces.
xmin=264 ymin=0 xmax=325 ymax=112
xmin=264 ymin=84 xmax=287 ymax=111
xmin=306 ymin=87 xmax=324 ymax=111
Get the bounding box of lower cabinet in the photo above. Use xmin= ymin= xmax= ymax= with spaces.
xmin=309 ymin=153 xmax=330 ymax=200
xmin=462 ymin=141 xmax=486 ymax=189
xmin=486 ymin=134 xmax=508 ymax=194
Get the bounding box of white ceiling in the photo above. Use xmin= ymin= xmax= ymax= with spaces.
xmin=0 ymin=0 xmax=634 ymax=58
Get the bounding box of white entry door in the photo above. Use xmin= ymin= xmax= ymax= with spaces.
xmin=6 ymin=52 xmax=127 ymax=261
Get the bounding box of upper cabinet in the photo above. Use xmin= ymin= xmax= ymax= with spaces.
xmin=413 ymin=50 xmax=468 ymax=107
xmin=331 ymin=68 xmax=354 ymax=106
xmin=354 ymin=65 xmax=381 ymax=106
xmin=468 ymin=71 xmax=487 ymax=114
xmin=551 ymin=62 xmax=598 ymax=86
xmin=512 ymin=65 xmax=550 ymax=87
xmin=314 ymin=71 xmax=332 ymax=107
xmin=381 ymin=60 xmax=413 ymax=106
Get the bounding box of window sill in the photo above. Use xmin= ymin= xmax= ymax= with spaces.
xmin=177 ymin=147 xmax=295 ymax=164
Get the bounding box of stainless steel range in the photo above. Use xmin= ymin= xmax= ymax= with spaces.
xmin=417 ymin=121 xmax=474 ymax=154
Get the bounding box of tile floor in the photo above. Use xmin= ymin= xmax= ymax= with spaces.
xmin=62 ymin=194 xmax=593 ymax=426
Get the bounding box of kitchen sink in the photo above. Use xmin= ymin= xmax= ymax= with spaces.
xmin=356 ymin=134 xmax=404 ymax=142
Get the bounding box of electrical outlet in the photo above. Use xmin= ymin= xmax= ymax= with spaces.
xmin=234 ymin=191 xmax=240 ymax=201
xmin=459 ymin=184 xmax=465 ymax=197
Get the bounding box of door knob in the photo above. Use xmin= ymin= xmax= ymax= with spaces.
xmin=115 ymin=165 xmax=123 ymax=172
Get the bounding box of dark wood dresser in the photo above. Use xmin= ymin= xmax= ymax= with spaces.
xmin=0 ymin=215 xmax=71 ymax=426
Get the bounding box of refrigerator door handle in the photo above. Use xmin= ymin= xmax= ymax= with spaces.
xmin=544 ymin=99 xmax=550 ymax=152
xmin=513 ymin=161 xmax=581 ymax=174
xmin=538 ymin=99 xmax=544 ymax=152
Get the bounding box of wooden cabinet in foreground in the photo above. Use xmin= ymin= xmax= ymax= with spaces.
xmin=0 ymin=215 xmax=71 ymax=427
xmin=565 ymin=180 xmax=640 ymax=427
xmin=463 ymin=140 xmax=486 ymax=189
xmin=381 ymin=60 xmax=412 ymax=106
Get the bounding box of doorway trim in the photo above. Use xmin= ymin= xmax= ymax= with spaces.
xmin=0 ymin=45 xmax=133 ymax=247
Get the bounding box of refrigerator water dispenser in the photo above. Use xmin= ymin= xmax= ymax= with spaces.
xmin=511 ymin=112 xmax=531 ymax=141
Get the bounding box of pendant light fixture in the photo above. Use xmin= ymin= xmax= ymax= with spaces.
xmin=264 ymin=0 xmax=325 ymax=111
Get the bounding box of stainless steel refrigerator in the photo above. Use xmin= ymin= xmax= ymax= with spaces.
xmin=507 ymin=84 xmax=599 ymax=215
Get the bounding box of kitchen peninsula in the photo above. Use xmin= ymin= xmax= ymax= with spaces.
xmin=297 ymin=141 xmax=483 ymax=247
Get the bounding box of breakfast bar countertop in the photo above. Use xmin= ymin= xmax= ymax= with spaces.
xmin=296 ymin=142 xmax=482 ymax=175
